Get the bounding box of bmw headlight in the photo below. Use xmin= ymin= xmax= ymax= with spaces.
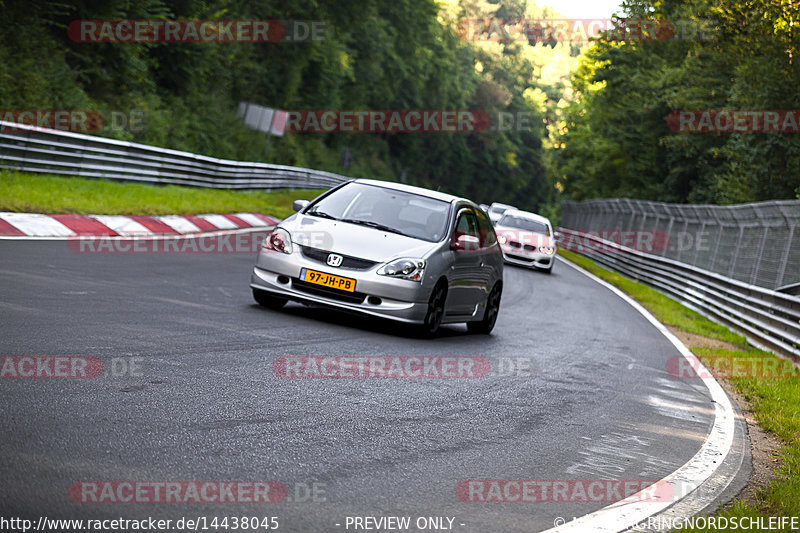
xmin=377 ymin=258 xmax=426 ymax=281
xmin=539 ymin=245 xmax=555 ymax=254
xmin=497 ymin=234 xmax=507 ymax=245
xmin=263 ymin=228 xmax=293 ymax=254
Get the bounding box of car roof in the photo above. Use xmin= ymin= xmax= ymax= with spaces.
xmin=354 ymin=179 xmax=466 ymax=204
xmin=500 ymin=209 xmax=552 ymax=225
xmin=490 ymin=202 xmax=517 ymax=210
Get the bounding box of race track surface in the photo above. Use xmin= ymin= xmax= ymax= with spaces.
xmin=0 ymin=240 xmax=719 ymax=532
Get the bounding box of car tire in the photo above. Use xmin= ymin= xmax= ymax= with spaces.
xmin=544 ymin=265 xmax=553 ymax=274
xmin=252 ymin=288 xmax=288 ymax=310
xmin=422 ymin=281 xmax=447 ymax=337
xmin=467 ymin=283 xmax=502 ymax=334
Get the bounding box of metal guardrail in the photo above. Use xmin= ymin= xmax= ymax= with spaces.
xmin=558 ymin=228 xmax=800 ymax=360
xmin=561 ymin=198 xmax=800 ymax=292
xmin=0 ymin=120 xmax=349 ymax=190
xmin=5 ymin=121 xmax=797 ymax=357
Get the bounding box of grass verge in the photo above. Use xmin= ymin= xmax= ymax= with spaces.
xmin=558 ymin=249 xmax=800 ymax=530
xmin=0 ymin=170 xmax=326 ymax=218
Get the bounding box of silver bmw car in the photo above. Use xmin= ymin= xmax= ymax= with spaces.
xmin=250 ymin=179 xmax=504 ymax=335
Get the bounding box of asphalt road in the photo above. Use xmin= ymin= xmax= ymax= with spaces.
xmin=0 ymin=239 xmax=720 ymax=532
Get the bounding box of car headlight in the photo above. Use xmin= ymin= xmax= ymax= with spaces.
xmin=377 ymin=258 xmax=426 ymax=282
xmin=539 ymin=246 xmax=555 ymax=254
xmin=263 ymin=228 xmax=293 ymax=254
xmin=497 ymin=234 xmax=507 ymax=244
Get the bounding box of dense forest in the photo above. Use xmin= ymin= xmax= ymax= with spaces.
xmin=551 ymin=0 xmax=800 ymax=205
xmin=1 ymin=0 xmax=798 ymax=216
xmin=0 ymin=0 xmax=576 ymax=213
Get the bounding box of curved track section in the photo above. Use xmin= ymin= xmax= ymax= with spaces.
xmin=0 ymin=240 xmax=736 ymax=532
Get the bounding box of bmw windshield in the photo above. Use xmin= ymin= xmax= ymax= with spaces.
xmin=498 ymin=215 xmax=550 ymax=235
xmin=305 ymin=182 xmax=451 ymax=242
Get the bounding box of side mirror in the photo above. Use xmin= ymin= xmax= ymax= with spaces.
xmin=553 ymin=231 xmax=561 ymax=241
xmin=293 ymin=199 xmax=310 ymax=212
xmin=452 ymin=234 xmax=480 ymax=252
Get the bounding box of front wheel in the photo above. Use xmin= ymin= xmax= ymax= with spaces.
xmin=252 ymin=288 xmax=287 ymax=310
xmin=421 ymin=282 xmax=447 ymax=337
xmin=467 ymin=283 xmax=502 ymax=334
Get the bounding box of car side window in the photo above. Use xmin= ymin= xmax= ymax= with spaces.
xmin=455 ymin=209 xmax=479 ymax=239
xmin=474 ymin=208 xmax=497 ymax=247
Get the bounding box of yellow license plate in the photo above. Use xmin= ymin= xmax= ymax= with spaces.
xmin=300 ymin=268 xmax=357 ymax=292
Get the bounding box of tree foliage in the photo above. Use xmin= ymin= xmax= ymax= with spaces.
xmin=551 ymin=0 xmax=800 ymax=204
xmin=0 ymin=0 xmax=578 ymax=209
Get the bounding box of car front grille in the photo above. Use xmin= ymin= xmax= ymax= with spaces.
xmin=508 ymin=240 xmax=537 ymax=251
xmin=291 ymin=279 xmax=367 ymax=304
xmin=506 ymin=253 xmax=535 ymax=263
xmin=300 ymin=246 xmax=378 ymax=270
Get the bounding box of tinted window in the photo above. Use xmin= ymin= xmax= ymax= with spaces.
xmin=455 ymin=209 xmax=479 ymax=238
xmin=475 ymin=208 xmax=497 ymax=247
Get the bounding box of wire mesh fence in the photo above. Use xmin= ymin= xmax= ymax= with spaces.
xmin=561 ymin=198 xmax=800 ymax=291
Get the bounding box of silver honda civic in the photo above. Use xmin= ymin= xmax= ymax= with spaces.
xmin=250 ymin=179 xmax=504 ymax=335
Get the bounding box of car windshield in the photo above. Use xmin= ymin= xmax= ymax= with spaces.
xmin=498 ymin=214 xmax=550 ymax=235
xmin=489 ymin=205 xmax=512 ymax=216
xmin=306 ymin=182 xmax=451 ymax=242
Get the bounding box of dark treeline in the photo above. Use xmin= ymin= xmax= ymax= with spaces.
xmin=3 ymin=0 xmax=795 ymax=214
xmin=551 ymin=0 xmax=800 ymax=205
xmin=0 ymin=0 xmax=571 ymax=210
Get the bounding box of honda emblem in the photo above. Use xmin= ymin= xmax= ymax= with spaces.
xmin=326 ymin=253 xmax=343 ymax=267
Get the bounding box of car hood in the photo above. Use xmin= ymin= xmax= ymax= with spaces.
xmin=281 ymin=214 xmax=439 ymax=261
xmin=494 ymin=225 xmax=554 ymax=247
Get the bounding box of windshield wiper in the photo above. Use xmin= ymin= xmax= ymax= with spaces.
xmin=307 ymin=209 xmax=338 ymax=221
xmin=340 ymin=218 xmax=408 ymax=237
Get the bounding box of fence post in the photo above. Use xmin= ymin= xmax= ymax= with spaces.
xmin=728 ymin=216 xmax=745 ymax=279
xmin=691 ymin=205 xmax=706 ymax=267
xmin=776 ymin=216 xmax=796 ymax=289
xmin=750 ymin=209 xmax=770 ymax=286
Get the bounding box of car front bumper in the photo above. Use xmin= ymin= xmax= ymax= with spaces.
xmin=500 ymin=246 xmax=555 ymax=270
xmin=250 ymin=250 xmax=431 ymax=324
